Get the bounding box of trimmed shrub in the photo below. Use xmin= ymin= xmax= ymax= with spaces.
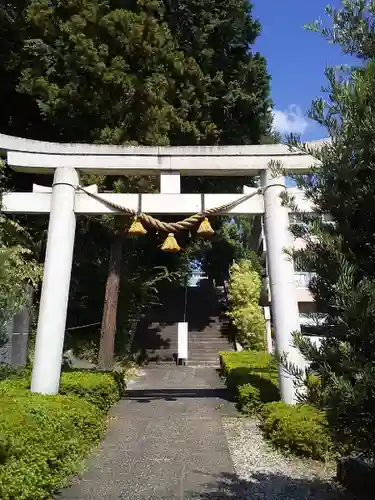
xmin=0 ymin=369 xmax=126 ymax=411
xmin=261 ymin=401 xmax=334 ymax=461
xmin=60 ymin=371 xmax=123 ymax=411
xmin=220 ymin=351 xmax=333 ymax=462
xmin=220 ymin=350 xmax=275 ymax=377
xmin=0 ymin=368 xmax=128 ymax=498
xmin=219 ymin=351 xmax=279 ymax=414
xmin=0 ymin=388 xmax=104 ymax=499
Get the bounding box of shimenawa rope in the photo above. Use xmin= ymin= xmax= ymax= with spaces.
xmin=76 ymin=185 xmax=267 ymax=233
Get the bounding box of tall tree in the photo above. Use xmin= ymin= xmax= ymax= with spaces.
xmin=163 ymin=0 xmax=272 ymax=145
xmin=13 ymin=0 xmax=206 ymax=367
xmin=288 ymin=1 xmax=375 ymax=459
xmin=0 ymin=0 xmax=273 ymax=367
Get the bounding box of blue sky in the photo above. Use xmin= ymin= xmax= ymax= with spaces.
xmin=252 ymin=0 xmax=352 ymax=141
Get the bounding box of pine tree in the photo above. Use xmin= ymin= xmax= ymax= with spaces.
xmin=289 ymin=1 xmax=375 ymax=459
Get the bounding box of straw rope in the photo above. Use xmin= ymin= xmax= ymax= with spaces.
xmin=76 ymin=184 xmax=281 ymax=233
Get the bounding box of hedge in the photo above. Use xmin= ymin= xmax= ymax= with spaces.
xmin=59 ymin=371 xmax=124 ymax=411
xmin=220 ymin=351 xmax=334 ymax=461
xmin=0 ymin=369 xmax=126 ymax=411
xmin=0 ymin=369 xmax=126 ymax=499
xmin=261 ymin=401 xmax=334 ymax=461
xmin=219 ymin=350 xmax=279 ymax=414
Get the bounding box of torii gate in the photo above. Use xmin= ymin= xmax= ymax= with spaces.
xmin=0 ymin=134 xmax=322 ymax=404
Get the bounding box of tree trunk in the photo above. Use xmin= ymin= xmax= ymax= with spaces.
xmin=98 ymin=230 xmax=124 ymax=369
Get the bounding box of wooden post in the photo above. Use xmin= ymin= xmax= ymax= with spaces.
xmin=98 ymin=220 xmax=126 ymax=369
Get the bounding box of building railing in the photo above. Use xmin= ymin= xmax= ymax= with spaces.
xmin=294 ymin=272 xmax=315 ymax=288
xmin=262 ymin=272 xmax=315 ymax=291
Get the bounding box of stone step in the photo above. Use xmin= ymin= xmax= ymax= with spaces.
xmin=189 ymin=347 xmax=231 ymax=353
xmin=189 ymin=335 xmax=225 ymax=340
xmin=188 ymin=344 xmax=230 ymax=348
xmin=189 ymin=339 xmax=233 ymax=344
xmin=188 ymin=352 xmax=230 ymax=357
xmin=189 ymin=353 xmax=222 ymax=358
xmin=187 ymin=361 xmax=221 ymax=367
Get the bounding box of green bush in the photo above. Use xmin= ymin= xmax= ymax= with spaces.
xmin=219 ymin=351 xmax=279 ymax=414
xmin=220 ymin=351 xmax=333 ymax=462
xmin=261 ymin=401 xmax=334 ymax=461
xmin=237 ymin=383 xmax=262 ymax=414
xmin=60 ymin=371 xmax=124 ymax=411
xmin=0 ymin=388 xmax=104 ymax=499
xmin=0 ymin=368 xmax=127 ymax=498
xmin=220 ymin=350 xmax=275 ymax=376
xmin=0 ymin=368 xmax=126 ymax=411
xmin=227 ymin=259 xmax=266 ymax=350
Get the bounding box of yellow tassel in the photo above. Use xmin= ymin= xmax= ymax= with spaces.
xmin=197 ymin=217 xmax=214 ymax=237
xmin=128 ymin=218 xmax=147 ymax=236
xmin=161 ymin=233 xmax=181 ymax=253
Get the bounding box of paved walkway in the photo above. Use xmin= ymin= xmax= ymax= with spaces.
xmin=58 ymin=366 xmax=241 ymax=500
xmin=57 ymin=366 xmax=344 ymax=500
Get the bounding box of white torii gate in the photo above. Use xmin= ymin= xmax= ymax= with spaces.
xmin=0 ymin=133 xmax=323 ymax=404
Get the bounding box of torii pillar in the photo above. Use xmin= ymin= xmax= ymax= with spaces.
xmin=31 ymin=168 xmax=79 ymax=394
xmin=261 ymin=170 xmax=304 ymax=404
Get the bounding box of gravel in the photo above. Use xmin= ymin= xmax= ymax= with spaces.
xmin=221 ymin=416 xmax=350 ymax=500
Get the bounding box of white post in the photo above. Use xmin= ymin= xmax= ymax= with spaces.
xmin=264 ymin=306 xmax=273 ymax=354
xmin=31 ymin=167 xmax=79 ymax=394
xmin=178 ymin=322 xmax=188 ymax=364
xmin=261 ymin=170 xmax=302 ymax=404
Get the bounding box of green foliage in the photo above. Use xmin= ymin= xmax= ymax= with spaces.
xmin=201 ymin=217 xmax=259 ymax=284
xmin=0 ymin=369 xmax=125 ymax=498
xmin=0 ymin=388 xmax=104 ymax=499
xmin=0 ymin=0 xmax=273 ymax=362
xmin=0 ymin=159 xmax=42 ymax=349
xmin=220 ymin=352 xmax=333 ymax=462
xmin=284 ymin=1 xmax=375 ymax=460
xmin=227 ymin=259 xmax=266 ymax=349
xmin=261 ymin=402 xmax=334 ymax=462
xmin=59 ymin=371 xmax=123 ymax=411
xmin=18 ymin=0 xmax=207 ymax=145
xmin=219 ymin=351 xmax=279 ymax=413
xmin=1 ymin=0 xmax=272 ymax=145
xmin=236 ymin=383 xmax=263 ymax=414
xmin=163 ymin=0 xmax=273 ymax=145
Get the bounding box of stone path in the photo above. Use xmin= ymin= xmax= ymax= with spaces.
xmin=57 ymin=366 xmax=346 ymax=500
xmin=58 ymin=366 xmax=240 ymax=499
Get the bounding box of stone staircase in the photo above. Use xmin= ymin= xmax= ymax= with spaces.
xmin=131 ymin=281 xmax=234 ymax=366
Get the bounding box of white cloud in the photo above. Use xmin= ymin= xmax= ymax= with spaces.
xmin=272 ymin=105 xmax=310 ymax=135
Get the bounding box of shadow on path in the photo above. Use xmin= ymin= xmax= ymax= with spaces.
xmin=185 ymin=470 xmax=351 ymax=500
xmin=126 ymin=388 xmax=232 ymax=403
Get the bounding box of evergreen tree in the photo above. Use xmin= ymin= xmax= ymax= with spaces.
xmin=163 ymin=0 xmax=272 ymax=145
xmin=288 ymin=1 xmax=375 ymax=459
xmin=0 ymin=0 xmax=272 ymax=366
